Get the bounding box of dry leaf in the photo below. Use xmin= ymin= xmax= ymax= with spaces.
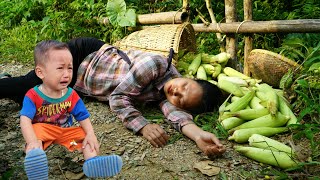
xmin=193 ymin=160 xmax=221 ymax=176
xmin=65 ymin=171 xmax=84 ymax=180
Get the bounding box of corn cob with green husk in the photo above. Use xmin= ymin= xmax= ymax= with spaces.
xmin=274 ymin=88 xmax=284 ymax=97
xmin=201 ymin=63 xmax=222 ymax=78
xmin=256 ymin=83 xmax=279 ymax=116
xmin=176 ymin=61 xmax=190 ymax=73
xmin=178 ymin=49 xmax=187 ymax=59
xmin=246 ymin=78 xmax=262 ymax=86
xmin=219 ymin=111 xmax=234 ymax=121
xmin=179 ymin=52 xmax=196 ymax=63
xmin=231 ymin=96 xmax=241 ymax=102
xmin=277 ymin=94 xmax=298 ymax=125
xmin=201 ymin=53 xmax=216 ymax=64
xmin=218 ymin=78 xmax=245 ymax=97
xmin=218 ymin=94 xmax=232 ymax=115
xmin=229 ymin=112 xmax=290 ymax=133
xmin=214 ymin=52 xmax=231 ymax=64
xmin=248 ymin=134 xmax=295 ymax=155
xmin=240 ymin=87 xmax=249 ymax=95
xmin=228 ymin=127 xmax=289 ymax=143
xmin=229 ymin=108 xmax=269 ymax=120
xmin=250 ymin=96 xmax=266 ymax=109
xmin=201 ymin=52 xmax=231 ymax=64
xmin=224 ymin=90 xmax=255 ymax=112
xmin=234 ymin=146 xmax=299 ymax=169
xmin=208 ymin=80 xmax=218 ymax=85
xmin=187 ymin=53 xmax=202 ymax=75
xmin=223 ymin=67 xmax=251 ymax=80
xmin=218 ymin=74 xmax=248 ymax=87
xmin=196 ymin=65 xmax=207 ymax=80
xmin=219 ymin=106 xmax=268 ymax=121
xmin=201 ymin=64 xmax=215 ymax=75
xmin=221 ymin=117 xmax=246 ymax=130
xmin=211 ymin=63 xmax=222 ymax=78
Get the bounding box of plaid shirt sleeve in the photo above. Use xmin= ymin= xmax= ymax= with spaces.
xmin=109 ymin=54 xmax=169 ymax=134
xmin=159 ymin=100 xmax=194 ymax=132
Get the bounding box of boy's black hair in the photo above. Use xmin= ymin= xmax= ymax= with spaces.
xmin=34 ymin=40 xmax=70 ymax=66
xmin=188 ymin=79 xmax=224 ymax=114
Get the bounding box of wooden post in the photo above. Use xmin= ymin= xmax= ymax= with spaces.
xmin=243 ymin=0 xmax=253 ymax=75
xmin=205 ymin=0 xmax=225 ymax=52
xmin=225 ymin=0 xmax=238 ymax=70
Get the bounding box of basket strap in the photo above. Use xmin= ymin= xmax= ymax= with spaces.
xmin=166 ymin=48 xmax=174 ymax=72
xmin=117 ymin=49 xmax=131 ymax=65
xmin=117 ymin=47 xmax=173 ymax=72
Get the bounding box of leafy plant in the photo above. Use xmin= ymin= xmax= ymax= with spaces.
xmin=276 ymin=35 xmax=320 ymax=164
xmin=193 ymin=112 xmax=228 ymax=139
xmin=106 ymin=0 xmax=136 ymax=27
xmin=292 ymin=123 xmax=320 ymax=160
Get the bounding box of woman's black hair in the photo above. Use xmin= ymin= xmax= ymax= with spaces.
xmin=188 ymin=79 xmax=224 ymax=114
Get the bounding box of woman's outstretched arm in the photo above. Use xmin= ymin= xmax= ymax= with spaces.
xmin=181 ymin=123 xmax=226 ymax=156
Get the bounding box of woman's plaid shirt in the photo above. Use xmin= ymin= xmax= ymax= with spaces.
xmin=74 ymin=45 xmax=194 ymax=133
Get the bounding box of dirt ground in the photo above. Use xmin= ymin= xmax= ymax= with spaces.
xmin=0 ymin=63 xmax=319 ymax=180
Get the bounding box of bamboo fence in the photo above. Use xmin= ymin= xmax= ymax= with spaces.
xmin=98 ymin=0 xmax=320 ymax=74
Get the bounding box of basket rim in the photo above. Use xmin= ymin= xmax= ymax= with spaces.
xmin=250 ymin=49 xmax=300 ymax=67
xmin=114 ymin=22 xmax=195 ymax=54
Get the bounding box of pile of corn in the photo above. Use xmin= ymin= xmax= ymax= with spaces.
xmin=216 ymin=67 xmax=300 ymax=169
xmin=176 ymin=52 xmax=300 ymax=169
xmin=218 ymin=70 xmax=298 ymax=130
xmin=176 ymin=52 xmax=230 ymax=81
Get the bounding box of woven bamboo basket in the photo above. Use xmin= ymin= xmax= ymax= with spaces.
xmin=113 ymin=22 xmax=196 ymax=66
xmin=247 ymin=49 xmax=300 ymax=87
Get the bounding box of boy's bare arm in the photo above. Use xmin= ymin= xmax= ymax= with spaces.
xmin=79 ymin=118 xmax=99 ymax=153
xmin=20 ymin=115 xmax=42 ymax=152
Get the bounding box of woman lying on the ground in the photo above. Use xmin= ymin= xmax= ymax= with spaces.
xmin=0 ymin=37 xmax=226 ymax=156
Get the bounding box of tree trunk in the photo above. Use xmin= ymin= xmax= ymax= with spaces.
xmin=225 ymin=0 xmax=238 ymax=70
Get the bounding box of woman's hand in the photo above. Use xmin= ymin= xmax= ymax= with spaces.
xmin=182 ymin=123 xmax=226 ymax=157
xmin=194 ymin=131 xmax=226 ymax=156
xmin=139 ymin=124 xmax=169 ymax=148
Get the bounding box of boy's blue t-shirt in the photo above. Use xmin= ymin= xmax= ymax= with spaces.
xmin=20 ymin=86 xmax=90 ymax=127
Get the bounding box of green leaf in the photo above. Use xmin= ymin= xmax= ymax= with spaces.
xmin=295 ymin=90 xmax=313 ymax=107
xmin=106 ymin=0 xmax=126 ymax=26
xmin=304 ymin=128 xmax=314 ymax=140
xmin=307 ymin=61 xmax=320 ymax=72
xmin=118 ymin=9 xmax=136 ymax=27
xmin=283 ymin=38 xmax=308 ymax=50
xmin=296 ymin=79 xmax=309 ymax=88
xmin=279 ymin=69 xmax=293 ymax=89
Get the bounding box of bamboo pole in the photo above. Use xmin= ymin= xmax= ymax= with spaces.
xmin=225 ymin=0 xmax=238 ymax=70
xmin=196 ymin=8 xmax=210 ymax=25
xmin=182 ymin=0 xmax=189 ymax=12
xmin=192 ymin=19 xmax=320 ymax=33
xmin=205 ymin=0 xmax=225 ymax=52
xmin=243 ymin=0 xmax=253 ymax=76
xmin=97 ymin=11 xmax=189 ymax=25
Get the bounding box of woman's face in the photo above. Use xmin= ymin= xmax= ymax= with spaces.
xmin=164 ymin=78 xmax=203 ymax=110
